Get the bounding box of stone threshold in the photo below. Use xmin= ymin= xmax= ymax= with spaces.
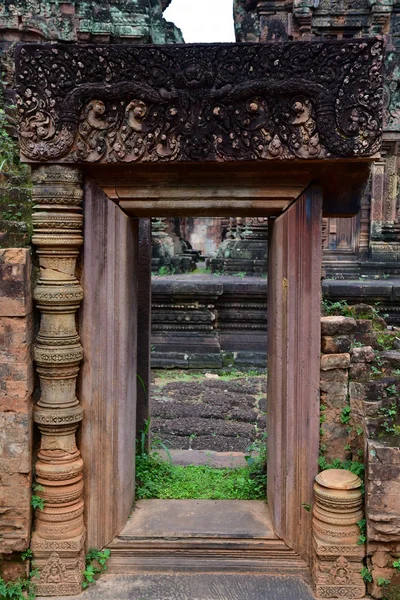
xmin=106 ymin=500 xmax=309 ymax=579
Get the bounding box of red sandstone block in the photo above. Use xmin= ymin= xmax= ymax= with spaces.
xmin=321 ymin=316 xmax=357 ymax=336
xmin=320 ymin=368 xmax=348 ymax=382
xmin=321 ymin=335 xmax=352 ymax=354
xmin=320 ymin=353 xmax=350 ymax=370
xmin=351 ymin=346 xmax=375 ymax=363
xmin=0 ymin=249 xmax=32 ymax=317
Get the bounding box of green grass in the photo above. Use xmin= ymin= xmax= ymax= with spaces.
xmin=135 ymin=453 xmax=267 ymax=501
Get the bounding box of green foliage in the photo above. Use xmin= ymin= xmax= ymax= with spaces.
xmin=82 ymin=549 xmax=111 ymax=589
xmin=393 ymin=559 xmax=400 ymax=572
xmin=31 ymin=484 xmax=45 ymax=510
xmin=377 ymin=578 xmax=391 ymax=587
xmin=0 ymin=555 xmax=38 ymax=600
xmin=0 ymin=575 xmax=37 ymax=600
xmin=21 ymin=549 xmax=33 ymax=561
xmin=321 ymin=299 xmax=353 ymax=317
xmin=302 ymin=503 xmax=312 ymax=512
xmin=135 ymin=454 xmax=267 ymax=501
xmin=136 ymin=431 xmax=267 ymax=502
xmin=357 ymin=518 xmax=367 ymax=545
xmin=379 ymin=402 xmax=400 ymax=437
xmin=340 ymin=405 xmax=351 ymax=425
xmin=387 ymin=385 xmax=398 ymax=397
xmin=376 ymin=333 xmax=397 ymax=351
xmin=371 ymin=365 xmax=382 ymax=377
xmin=360 ymin=566 xmax=373 ymax=583
xmin=318 ymin=456 xmax=365 ymax=480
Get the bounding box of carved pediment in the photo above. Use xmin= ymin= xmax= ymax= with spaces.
xmin=16 ymin=39 xmax=383 ymax=163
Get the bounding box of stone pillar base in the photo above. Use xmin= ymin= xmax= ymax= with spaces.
xmin=31 ymin=531 xmax=85 ymax=596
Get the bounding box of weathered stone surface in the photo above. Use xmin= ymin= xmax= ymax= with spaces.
xmin=320 ymin=353 xmax=351 ymax=371
xmin=313 ymin=469 xmax=366 ymax=599
xmin=15 ymin=39 xmax=384 ymax=164
xmin=0 ymin=249 xmax=32 ymax=317
xmin=350 ymin=362 xmax=372 ymax=381
xmin=37 ymin=573 xmax=316 ymax=600
xmin=0 ymin=250 xmax=33 ymax=555
xmin=320 ymin=316 xmax=357 ymax=336
xmin=321 ymin=335 xmax=352 ymax=354
xmin=351 ymin=346 xmax=375 ymax=363
xmin=367 ymin=441 xmax=400 ymax=543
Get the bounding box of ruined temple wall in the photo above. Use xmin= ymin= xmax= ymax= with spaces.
xmin=0 ymin=248 xmax=33 ymax=556
xmin=232 ymin=0 xmax=400 ymax=279
xmin=319 ymin=312 xmax=400 ymax=598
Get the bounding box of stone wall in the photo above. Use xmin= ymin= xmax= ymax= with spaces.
xmin=233 ymin=0 xmax=400 ymax=280
xmin=319 ymin=310 xmax=400 ymax=598
xmin=151 ymin=277 xmax=400 ymax=370
xmin=0 ymin=248 xmax=33 ymax=557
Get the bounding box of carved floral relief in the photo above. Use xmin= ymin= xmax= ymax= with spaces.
xmin=16 ymin=39 xmax=383 ymax=164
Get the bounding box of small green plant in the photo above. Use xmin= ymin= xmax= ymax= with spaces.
xmin=393 ymin=559 xmax=400 ymax=572
xmin=371 ymin=365 xmax=382 ymax=377
xmin=0 ymin=552 xmax=38 ymax=600
xmin=82 ymin=548 xmax=111 ymax=589
xmin=360 ymin=566 xmax=373 ymax=583
xmin=302 ymin=502 xmax=312 ymax=512
xmin=0 ymin=575 xmax=37 ymax=600
xmin=322 ymin=299 xmax=353 ymax=317
xmin=31 ymin=484 xmax=45 ymax=510
xmin=357 ymin=518 xmax=366 ymax=545
xmin=340 ymin=405 xmax=351 ymax=425
xmin=377 ymin=578 xmax=391 ymax=587
xmin=387 ymin=384 xmax=398 ymax=397
xmin=351 ymin=340 xmax=364 ymax=348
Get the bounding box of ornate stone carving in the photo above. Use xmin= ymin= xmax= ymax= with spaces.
xmin=30 ymin=165 xmax=85 ymax=596
xmin=313 ymin=469 xmax=366 ymax=599
xmin=16 ymin=39 xmax=383 ymax=164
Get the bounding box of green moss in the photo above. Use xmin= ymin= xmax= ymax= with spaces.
xmin=0 ymin=86 xmax=32 ymax=248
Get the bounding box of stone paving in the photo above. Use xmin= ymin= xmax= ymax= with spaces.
xmin=42 ymin=574 xmax=315 ymax=600
xmin=150 ymin=372 xmax=267 ymax=453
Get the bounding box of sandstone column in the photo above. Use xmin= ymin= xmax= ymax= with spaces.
xmin=313 ymin=469 xmax=365 ymax=599
xmin=30 ymin=165 xmax=85 ymax=596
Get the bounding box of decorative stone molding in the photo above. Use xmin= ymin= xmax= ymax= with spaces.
xmin=30 ymin=165 xmax=85 ymax=596
xmin=313 ymin=469 xmax=366 ymax=599
xmin=15 ymin=39 xmax=383 ymax=164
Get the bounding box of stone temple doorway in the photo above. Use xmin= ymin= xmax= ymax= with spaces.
xmin=77 ymin=173 xmax=321 ymax=580
xmin=15 ymin=39 xmax=383 ymax=594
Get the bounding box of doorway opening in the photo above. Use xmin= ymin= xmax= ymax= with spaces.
xmin=79 ymin=164 xmax=321 ymax=579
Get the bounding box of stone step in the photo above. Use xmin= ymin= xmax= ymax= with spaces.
xmin=157 ymin=449 xmax=249 ymax=468
xmin=37 ymin=573 xmax=317 ymax=599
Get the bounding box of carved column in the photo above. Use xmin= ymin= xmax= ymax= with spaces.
xmin=30 ymin=165 xmax=85 ymax=596
xmin=313 ymin=469 xmax=365 ymax=599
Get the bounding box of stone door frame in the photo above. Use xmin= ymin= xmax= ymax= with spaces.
xmin=15 ymin=38 xmax=383 ymax=595
xmin=77 ymin=174 xmax=322 ymax=568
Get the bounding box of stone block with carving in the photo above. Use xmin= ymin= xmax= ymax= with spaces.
xmin=313 ymin=469 xmax=366 ymax=599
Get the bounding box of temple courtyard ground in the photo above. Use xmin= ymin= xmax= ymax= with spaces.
xmin=150 ymin=370 xmax=267 ymax=453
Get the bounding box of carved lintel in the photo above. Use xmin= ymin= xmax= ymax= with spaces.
xmin=31 ymin=165 xmax=85 ymax=596
xmin=15 ymin=39 xmax=383 ymax=164
xmin=313 ymin=469 xmax=366 ymax=599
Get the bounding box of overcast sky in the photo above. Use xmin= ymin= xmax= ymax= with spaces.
xmin=164 ymin=0 xmax=235 ymax=43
